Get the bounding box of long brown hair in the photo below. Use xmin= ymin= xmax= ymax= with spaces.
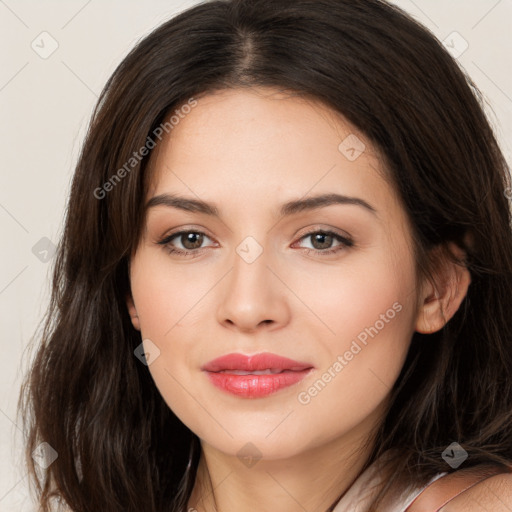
xmin=19 ymin=0 xmax=512 ymax=510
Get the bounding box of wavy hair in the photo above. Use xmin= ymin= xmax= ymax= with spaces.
xmin=19 ymin=0 xmax=512 ymax=510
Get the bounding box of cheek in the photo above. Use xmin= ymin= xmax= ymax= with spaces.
xmin=284 ymin=308 xmax=415 ymax=453
xmin=287 ymin=242 xmax=417 ymax=428
xmin=129 ymin=250 xmax=217 ymax=340
xmin=283 ymin=237 xmax=416 ymax=356
xmin=129 ymin=252 xmax=220 ymax=437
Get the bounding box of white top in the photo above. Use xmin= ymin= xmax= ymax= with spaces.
xmin=333 ymin=455 xmax=447 ymax=512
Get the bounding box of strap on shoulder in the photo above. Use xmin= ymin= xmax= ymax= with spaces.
xmin=405 ymin=463 xmax=512 ymax=512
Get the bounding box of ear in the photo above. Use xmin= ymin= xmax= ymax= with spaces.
xmin=126 ymin=294 xmax=141 ymax=331
xmin=415 ymin=242 xmax=471 ymax=334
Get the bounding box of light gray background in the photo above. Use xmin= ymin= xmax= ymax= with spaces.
xmin=1 ymin=0 xmax=511 ymax=510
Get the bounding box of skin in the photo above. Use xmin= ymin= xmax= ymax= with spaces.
xmin=441 ymin=473 xmax=512 ymax=511
xmin=126 ymin=87 xmax=471 ymax=512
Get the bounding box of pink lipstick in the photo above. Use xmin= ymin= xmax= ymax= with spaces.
xmin=201 ymin=352 xmax=314 ymax=398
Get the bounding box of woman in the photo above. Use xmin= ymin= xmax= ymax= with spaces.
xmin=19 ymin=0 xmax=512 ymax=510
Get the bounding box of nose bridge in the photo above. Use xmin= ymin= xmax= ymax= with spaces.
xmin=216 ymin=234 xmax=290 ymax=331
xmin=235 ymin=234 xmax=266 ymax=269
xmin=230 ymin=234 xmax=273 ymax=302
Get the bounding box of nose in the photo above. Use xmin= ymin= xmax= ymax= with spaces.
xmin=215 ymin=241 xmax=291 ymax=333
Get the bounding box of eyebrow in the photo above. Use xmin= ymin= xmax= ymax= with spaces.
xmin=145 ymin=192 xmax=377 ymax=218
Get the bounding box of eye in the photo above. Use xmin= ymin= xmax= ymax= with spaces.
xmin=156 ymin=228 xmax=354 ymax=258
xmin=293 ymin=230 xmax=354 ymax=255
xmin=157 ymin=230 xmax=216 ymax=256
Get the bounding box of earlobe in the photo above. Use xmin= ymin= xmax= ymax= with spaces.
xmin=126 ymin=294 xmax=141 ymax=331
xmin=415 ymin=242 xmax=471 ymax=334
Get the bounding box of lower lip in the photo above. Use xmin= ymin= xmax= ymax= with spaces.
xmin=204 ymin=369 xmax=312 ymax=398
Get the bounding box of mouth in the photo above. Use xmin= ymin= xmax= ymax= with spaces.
xmin=217 ymin=368 xmax=292 ymax=375
xmin=201 ymin=352 xmax=314 ymax=398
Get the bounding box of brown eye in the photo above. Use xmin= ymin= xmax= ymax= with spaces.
xmin=309 ymin=232 xmax=334 ymax=250
xmin=293 ymin=230 xmax=354 ymax=255
xmin=157 ymin=230 xmax=216 ymax=256
xmin=180 ymin=232 xmax=204 ymax=250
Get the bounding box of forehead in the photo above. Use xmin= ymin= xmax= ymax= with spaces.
xmin=146 ymin=87 xmax=397 ymax=218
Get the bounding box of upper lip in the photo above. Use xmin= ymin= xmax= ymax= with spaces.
xmin=201 ymin=352 xmax=314 ymax=372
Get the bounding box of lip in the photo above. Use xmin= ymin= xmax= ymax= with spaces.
xmin=201 ymin=352 xmax=314 ymax=398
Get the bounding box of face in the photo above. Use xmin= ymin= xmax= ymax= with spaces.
xmin=127 ymin=87 xmax=422 ymax=461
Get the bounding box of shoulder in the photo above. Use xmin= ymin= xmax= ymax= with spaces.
xmin=440 ymin=472 xmax=512 ymax=511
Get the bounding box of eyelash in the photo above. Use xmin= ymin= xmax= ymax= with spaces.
xmin=156 ymin=229 xmax=354 ymax=258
